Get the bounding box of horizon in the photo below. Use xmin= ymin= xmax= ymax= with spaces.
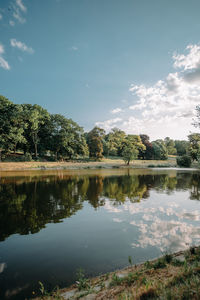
xmin=1 ymin=0 xmax=200 ymax=140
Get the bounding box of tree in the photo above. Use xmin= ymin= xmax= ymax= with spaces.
xmin=49 ymin=114 xmax=88 ymax=160
xmin=0 ymin=95 xmax=26 ymax=159
xmin=188 ymin=133 xmax=200 ymax=161
xmin=86 ymin=127 xmax=105 ymax=159
xmin=152 ymin=140 xmax=168 ymax=160
xmin=21 ymin=104 xmax=50 ymax=157
xmin=121 ymin=135 xmax=145 ymax=157
xmin=104 ymin=128 xmax=126 ymax=156
xmin=164 ymin=137 xmax=177 ymax=155
xmin=174 ymin=140 xmax=189 ymax=156
xmin=139 ymin=134 xmax=153 ymax=159
xmin=122 ymin=143 xmax=138 ymax=165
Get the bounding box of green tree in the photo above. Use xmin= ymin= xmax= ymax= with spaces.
xmin=86 ymin=127 xmax=105 ymax=159
xmin=49 ymin=114 xmax=88 ymax=160
xmin=139 ymin=134 xmax=154 ymax=160
xmin=164 ymin=137 xmax=177 ymax=155
xmin=121 ymin=134 xmax=145 ymax=157
xmin=104 ymin=128 xmax=126 ymax=156
xmin=0 ymin=95 xmax=26 ymax=159
xmin=21 ymin=104 xmax=50 ymax=157
xmin=188 ymin=133 xmax=200 ymax=161
xmin=152 ymin=140 xmax=168 ymax=160
xmin=174 ymin=140 xmax=189 ymax=156
xmin=122 ymin=143 xmax=138 ymax=165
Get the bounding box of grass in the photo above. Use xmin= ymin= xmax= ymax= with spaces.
xmin=0 ymin=157 xmax=177 ymax=171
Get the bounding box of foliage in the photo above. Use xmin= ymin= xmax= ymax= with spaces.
xmin=176 ymin=155 xmax=192 ymax=167
xmin=164 ymin=137 xmax=177 ymax=155
xmin=21 ymin=103 xmax=50 ymax=157
xmin=104 ymin=128 xmax=126 ymax=156
xmin=122 ymin=144 xmax=138 ymax=165
xmin=152 ymin=140 xmax=168 ymax=160
xmin=86 ymin=126 xmax=105 ymax=159
xmin=0 ymin=95 xmax=89 ymax=161
xmin=0 ymin=94 xmax=194 ymax=164
xmin=188 ymin=133 xmax=200 ymax=161
xmin=0 ymin=95 xmax=26 ymax=159
xmin=175 ymin=140 xmax=189 ymax=156
xmin=139 ymin=134 xmax=153 ymax=159
xmin=48 ymin=114 xmax=89 ymax=160
xmin=76 ymin=268 xmax=90 ymax=291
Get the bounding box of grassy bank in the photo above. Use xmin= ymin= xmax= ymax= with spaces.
xmin=34 ymin=245 xmax=200 ymax=300
xmin=0 ymin=157 xmax=177 ymax=171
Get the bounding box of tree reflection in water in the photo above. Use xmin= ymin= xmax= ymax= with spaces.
xmin=0 ymin=171 xmax=200 ymax=241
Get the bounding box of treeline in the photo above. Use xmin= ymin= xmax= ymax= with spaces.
xmin=0 ymin=95 xmax=190 ymax=162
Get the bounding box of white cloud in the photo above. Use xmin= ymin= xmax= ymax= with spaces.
xmin=10 ymin=39 xmax=34 ymax=54
xmin=0 ymin=14 xmax=3 ymax=20
xmin=96 ymin=43 xmax=200 ymax=140
xmin=111 ymin=107 xmax=123 ymax=114
xmin=12 ymin=0 xmax=27 ymax=24
xmin=173 ymin=44 xmax=200 ymax=70
xmin=0 ymin=43 xmax=10 ymax=70
xmin=96 ymin=118 xmax=122 ymax=131
xmin=0 ymin=57 xmax=10 ymax=70
xmin=16 ymin=0 xmax=27 ymax=13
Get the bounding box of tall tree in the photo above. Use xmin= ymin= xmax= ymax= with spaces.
xmin=164 ymin=137 xmax=177 ymax=155
xmin=86 ymin=127 xmax=105 ymax=159
xmin=152 ymin=140 xmax=168 ymax=160
xmin=121 ymin=134 xmax=145 ymax=156
xmin=174 ymin=140 xmax=189 ymax=156
xmin=139 ymin=134 xmax=153 ymax=159
xmin=122 ymin=143 xmax=138 ymax=165
xmin=104 ymin=128 xmax=126 ymax=156
xmin=49 ymin=114 xmax=89 ymax=160
xmin=21 ymin=104 xmax=50 ymax=157
xmin=0 ymin=95 xmax=26 ymax=159
xmin=188 ymin=133 xmax=200 ymax=161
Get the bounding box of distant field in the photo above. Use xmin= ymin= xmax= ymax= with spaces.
xmin=0 ymin=156 xmax=177 ymax=171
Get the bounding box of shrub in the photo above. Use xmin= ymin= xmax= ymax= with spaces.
xmin=176 ymin=155 xmax=191 ymax=167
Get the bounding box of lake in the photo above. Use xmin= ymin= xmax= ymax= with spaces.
xmin=0 ymin=168 xmax=200 ymax=299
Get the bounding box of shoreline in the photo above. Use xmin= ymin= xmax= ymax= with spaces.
xmin=35 ymin=245 xmax=200 ymax=299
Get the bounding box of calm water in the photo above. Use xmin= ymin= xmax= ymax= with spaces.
xmin=0 ymin=168 xmax=200 ymax=299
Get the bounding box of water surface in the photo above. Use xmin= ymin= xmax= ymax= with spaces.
xmin=0 ymin=168 xmax=200 ymax=299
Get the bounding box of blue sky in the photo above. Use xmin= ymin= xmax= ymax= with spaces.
xmin=1 ymin=0 xmax=200 ymax=140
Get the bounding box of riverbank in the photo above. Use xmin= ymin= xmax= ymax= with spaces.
xmin=35 ymin=245 xmax=200 ymax=300
xmin=0 ymin=157 xmax=177 ymax=171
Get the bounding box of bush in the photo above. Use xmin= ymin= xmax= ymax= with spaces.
xmin=4 ymin=153 xmax=32 ymax=162
xmin=176 ymin=155 xmax=191 ymax=167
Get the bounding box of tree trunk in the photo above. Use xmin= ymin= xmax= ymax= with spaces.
xmin=35 ymin=143 xmax=38 ymax=157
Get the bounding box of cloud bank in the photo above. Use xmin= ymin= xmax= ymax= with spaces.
xmin=96 ymin=43 xmax=200 ymax=140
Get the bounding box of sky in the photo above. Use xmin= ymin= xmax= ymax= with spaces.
xmin=1 ymin=0 xmax=200 ymax=140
